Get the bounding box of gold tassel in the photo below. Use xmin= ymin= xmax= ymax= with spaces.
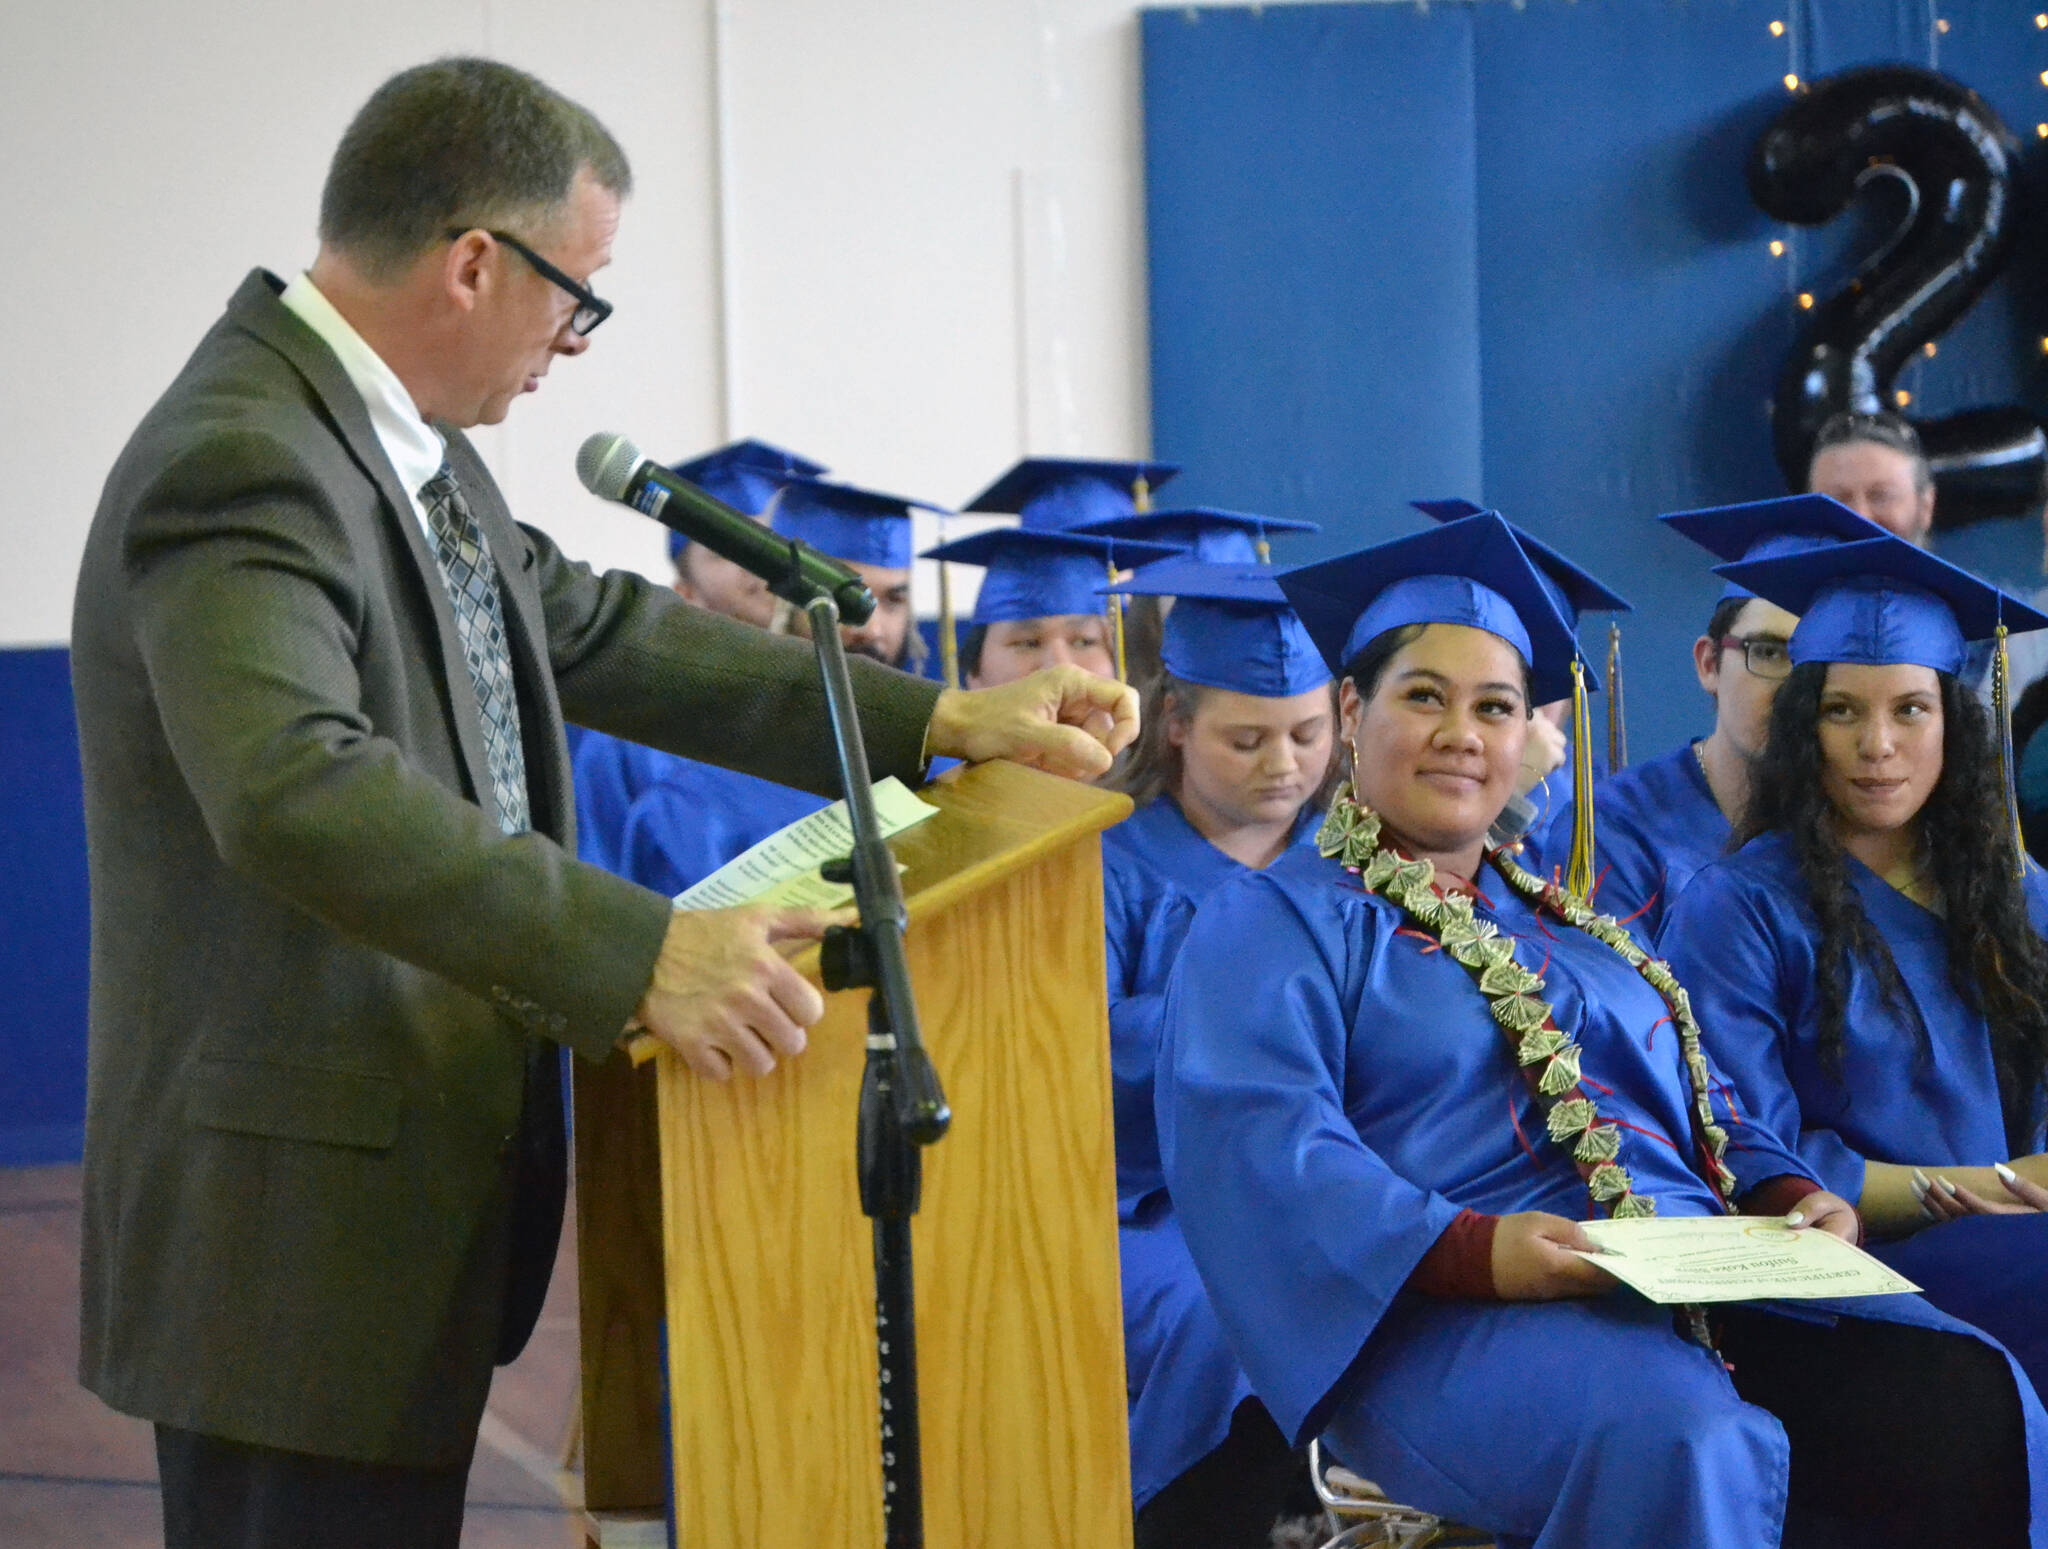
xmin=1108 ymin=559 xmax=1128 ymax=683
xmin=1605 ymin=621 xmax=1627 ymax=772
xmin=1116 ymin=471 xmax=1149 ymax=684
xmin=1995 ymin=620 xmax=2026 ymax=877
xmin=1566 ymin=658 xmax=1597 ymax=897
xmin=935 ymin=559 xmax=960 ymax=691
xmin=1256 ymin=534 xmax=1272 ymax=564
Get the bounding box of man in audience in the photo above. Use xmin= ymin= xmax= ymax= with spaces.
xmin=1805 ymin=410 xmax=1935 ymax=546
xmin=666 ymin=439 xmax=824 ymax=626
xmin=763 ymin=474 xmax=927 ymax=671
xmin=571 ymin=439 xmax=822 ymax=872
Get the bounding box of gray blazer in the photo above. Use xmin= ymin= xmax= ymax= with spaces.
xmin=70 ymin=270 xmax=941 ymax=1466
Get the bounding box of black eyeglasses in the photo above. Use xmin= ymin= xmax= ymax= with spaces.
xmin=1717 ymin=634 xmax=1793 ymax=681
xmin=448 ymin=227 xmax=613 ymax=336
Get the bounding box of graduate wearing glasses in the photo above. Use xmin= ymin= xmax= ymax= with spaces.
xmin=1094 ymin=558 xmax=1336 ymax=1546
xmin=1532 ymin=495 xmax=1885 ymax=937
xmin=1155 ymin=513 xmax=2046 ymax=1549
xmin=1661 ymin=531 xmax=2048 ymax=1408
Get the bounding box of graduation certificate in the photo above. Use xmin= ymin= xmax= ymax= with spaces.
xmin=1571 ymin=1217 xmax=1921 ymax=1303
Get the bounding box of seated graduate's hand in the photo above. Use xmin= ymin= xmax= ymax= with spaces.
xmin=630 ymin=904 xmax=851 ymax=1081
xmin=1490 ymin=1211 xmax=1617 ymax=1300
xmin=1783 ymin=1190 xmax=1862 ymax=1241
xmin=1916 ymin=1164 xmax=2048 ymax=1223
xmin=926 ymin=666 xmax=1139 ymax=780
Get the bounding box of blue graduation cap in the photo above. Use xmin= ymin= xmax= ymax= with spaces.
xmin=666 ymin=439 xmax=828 ymax=561
xmin=1659 ymin=494 xmax=1887 ymax=603
xmin=963 ymin=457 xmax=1182 ymax=533
xmin=1276 ymin=513 xmax=1591 ymax=706
xmin=1412 ymin=498 xmax=1631 ymax=626
xmin=771 ymin=476 xmax=945 ymax=570
xmin=1072 ymin=506 xmax=1318 ymax=567
xmin=1715 ymin=534 xmax=2048 ymax=677
xmin=1102 ymin=557 xmax=1330 ymax=698
xmin=920 ymin=528 xmax=1179 ymax=624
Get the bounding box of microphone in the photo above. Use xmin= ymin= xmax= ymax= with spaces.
xmin=576 ymin=432 xmax=876 ymax=624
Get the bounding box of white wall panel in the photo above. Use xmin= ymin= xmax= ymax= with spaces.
xmin=0 ymin=0 xmax=1155 ymax=645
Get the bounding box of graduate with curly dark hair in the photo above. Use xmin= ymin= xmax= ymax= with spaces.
xmin=1661 ymin=531 xmax=2048 ymax=1406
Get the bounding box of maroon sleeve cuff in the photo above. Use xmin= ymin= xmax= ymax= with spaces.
xmin=1407 ymin=1209 xmax=1501 ymax=1300
xmin=1739 ymin=1173 xmax=1824 ymax=1218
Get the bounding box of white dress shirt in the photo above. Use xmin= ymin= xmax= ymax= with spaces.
xmin=278 ymin=272 xmax=445 ymax=540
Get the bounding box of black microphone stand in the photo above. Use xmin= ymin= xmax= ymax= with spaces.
xmin=797 ymin=592 xmax=952 ymax=1549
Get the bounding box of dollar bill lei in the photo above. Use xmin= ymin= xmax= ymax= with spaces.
xmin=1317 ymin=783 xmax=1738 ymax=1220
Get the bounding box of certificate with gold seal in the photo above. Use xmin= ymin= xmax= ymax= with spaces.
xmin=1571 ymin=1216 xmax=1921 ymax=1303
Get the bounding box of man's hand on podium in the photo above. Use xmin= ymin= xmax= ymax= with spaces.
xmin=925 ymin=666 xmax=1140 ymax=780
xmin=630 ymin=903 xmax=853 ymax=1080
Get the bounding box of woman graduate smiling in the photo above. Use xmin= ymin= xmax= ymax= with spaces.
xmin=1095 ymin=557 xmax=1336 ymax=1547
xmin=1155 ymin=512 xmax=2046 ymax=1549
xmin=1660 ymin=530 xmax=2048 ymax=1409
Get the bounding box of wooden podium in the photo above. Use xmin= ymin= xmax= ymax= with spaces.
xmin=573 ymin=761 xmax=1136 ymax=1549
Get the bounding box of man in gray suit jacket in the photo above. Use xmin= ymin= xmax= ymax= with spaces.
xmin=69 ymin=59 xmax=1135 ymax=1549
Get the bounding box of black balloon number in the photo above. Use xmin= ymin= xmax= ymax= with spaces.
xmin=1750 ymin=65 xmax=2046 ymax=527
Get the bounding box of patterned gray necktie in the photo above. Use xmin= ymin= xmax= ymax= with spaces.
xmin=420 ymin=465 xmax=531 ymax=835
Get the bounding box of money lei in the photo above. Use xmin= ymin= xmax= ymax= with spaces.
xmin=1317 ymin=783 xmax=1739 ymax=1220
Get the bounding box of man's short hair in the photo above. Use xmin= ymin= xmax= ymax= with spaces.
xmin=1705 ymin=595 xmax=1750 ymax=645
xmin=1808 ymin=410 xmax=1933 ymax=493
xmin=320 ymin=58 xmax=632 ymax=280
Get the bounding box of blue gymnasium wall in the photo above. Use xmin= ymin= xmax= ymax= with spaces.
xmin=1143 ymin=0 xmax=2048 ymax=760
xmin=1 ymin=648 xmax=89 ymax=1165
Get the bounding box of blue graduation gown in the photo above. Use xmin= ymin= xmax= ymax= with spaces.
xmin=1101 ymin=797 xmax=1321 ymax=1510
xmin=617 ymin=761 xmax=831 ymax=898
xmin=570 ymin=729 xmax=694 ymax=875
xmin=1157 ymin=845 xmax=2048 ymax=1549
xmin=1532 ymin=742 xmax=1730 ymax=938
xmin=1660 ymin=832 xmax=2048 ymax=1405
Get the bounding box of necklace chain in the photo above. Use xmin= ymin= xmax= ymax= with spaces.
xmin=1315 ymin=784 xmax=1739 ymax=1220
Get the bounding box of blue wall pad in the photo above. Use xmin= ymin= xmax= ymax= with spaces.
xmin=1 ymin=647 xmax=88 ymax=1165
xmin=1143 ymin=0 xmax=2048 ymax=761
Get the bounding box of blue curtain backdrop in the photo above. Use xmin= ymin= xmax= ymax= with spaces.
xmin=1143 ymin=0 xmax=2048 ymax=759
